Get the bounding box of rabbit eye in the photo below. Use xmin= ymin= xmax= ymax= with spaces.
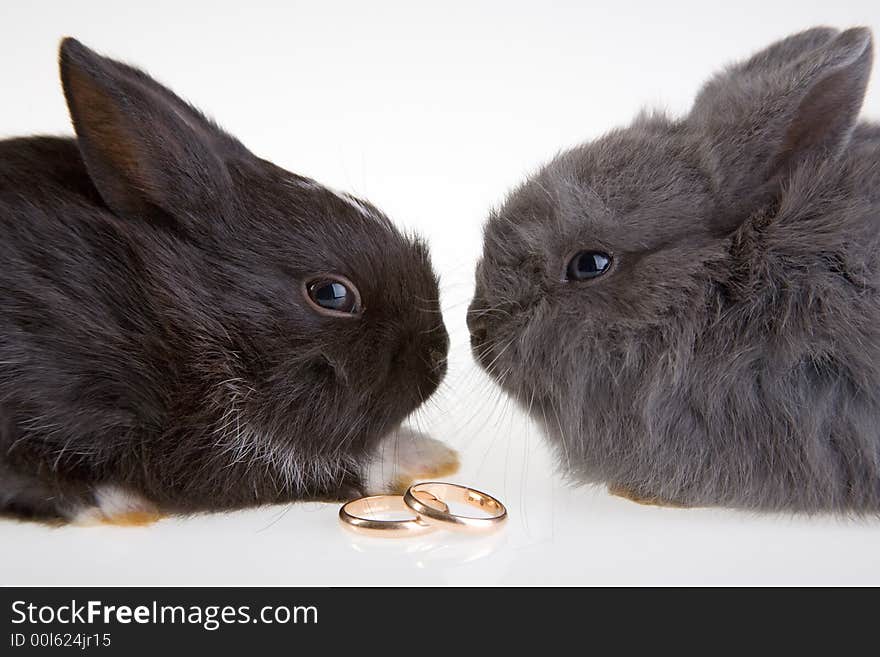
xmin=565 ymin=251 xmax=612 ymax=281
xmin=305 ymin=276 xmax=362 ymax=316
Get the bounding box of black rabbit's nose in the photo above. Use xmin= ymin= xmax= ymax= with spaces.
xmin=429 ymin=348 xmax=446 ymax=369
xmin=422 ymin=326 xmax=449 ymax=383
xmin=426 ymin=350 xmax=446 ymax=386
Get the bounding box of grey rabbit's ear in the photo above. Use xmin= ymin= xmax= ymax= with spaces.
xmin=730 ymin=26 xmax=840 ymax=74
xmin=689 ymin=27 xmax=873 ymax=231
xmin=59 ymin=38 xmax=243 ymax=226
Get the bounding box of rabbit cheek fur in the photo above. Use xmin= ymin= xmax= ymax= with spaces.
xmin=469 ymin=27 xmax=880 ymax=513
xmin=0 ymin=40 xmax=449 ymax=522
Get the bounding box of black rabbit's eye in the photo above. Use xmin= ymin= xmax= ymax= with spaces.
xmin=565 ymin=251 xmax=612 ymax=281
xmin=305 ymin=276 xmax=362 ymax=316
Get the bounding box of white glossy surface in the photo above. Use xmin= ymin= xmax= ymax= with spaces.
xmin=3 ymin=0 xmax=880 ymax=586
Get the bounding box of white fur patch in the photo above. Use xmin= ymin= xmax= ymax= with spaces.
xmin=71 ymin=485 xmax=156 ymax=525
xmin=210 ymin=377 xmax=360 ymax=495
xmin=365 ymin=429 xmax=460 ymax=494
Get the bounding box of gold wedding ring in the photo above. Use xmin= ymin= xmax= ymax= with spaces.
xmin=339 ymin=492 xmax=448 ymax=537
xmin=403 ymin=482 xmax=507 ymax=532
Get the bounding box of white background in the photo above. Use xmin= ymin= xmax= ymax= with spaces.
xmin=2 ymin=0 xmax=880 ymax=585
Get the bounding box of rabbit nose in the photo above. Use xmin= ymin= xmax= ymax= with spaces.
xmin=467 ymin=303 xmax=489 ymax=346
xmin=429 ymin=348 xmax=446 ymax=369
xmin=470 ymin=320 xmax=488 ymax=348
xmin=428 ymin=347 xmax=448 ymax=382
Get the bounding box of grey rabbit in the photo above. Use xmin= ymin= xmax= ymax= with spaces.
xmin=469 ymin=26 xmax=880 ymax=512
xmin=0 ymin=39 xmax=457 ymax=524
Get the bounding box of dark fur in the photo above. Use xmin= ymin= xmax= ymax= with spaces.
xmin=469 ymin=27 xmax=880 ymax=512
xmin=0 ymin=40 xmax=447 ymax=520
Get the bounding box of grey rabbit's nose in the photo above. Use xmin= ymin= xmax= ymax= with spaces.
xmin=467 ymin=303 xmax=489 ymax=346
xmin=468 ymin=262 xmax=490 ymax=344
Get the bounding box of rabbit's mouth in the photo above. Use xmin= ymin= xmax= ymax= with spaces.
xmin=466 ymin=279 xmax=521 ymax=384
xmin=467 ymin=305 xmax=513 ymax=383
xmin=470 ymin=330 xmax=520 ymax=394
xmin=466 ymin=305 xmax=496 ymax=372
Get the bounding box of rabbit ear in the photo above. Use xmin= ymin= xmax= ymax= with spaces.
xmin=729 ymin=26 xmax=840 ymax=75
xmin=690 ymin=27 xmax=873 ymax=230
xmin=59 ymin=38 xmax=243 ymax=226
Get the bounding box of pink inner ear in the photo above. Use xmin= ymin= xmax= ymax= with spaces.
xmin=65 ymin=65 xmax=156 ymax=218
xmin=59 ymin=38 xmax=237 ymax=227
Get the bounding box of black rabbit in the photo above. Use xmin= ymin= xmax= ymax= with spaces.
xmin=0 ymin=39 xmax=456 ymax=524
xmin=469 ymin=27 xmax=880 ymax=512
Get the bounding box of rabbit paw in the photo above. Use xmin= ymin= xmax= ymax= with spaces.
xmin=365 ymin=429 xmax=460 ymax=494
xmin=608 ymin=484 xmax=689 ymax=508
xmin=72 ymin=485 xmax=164 ymax=526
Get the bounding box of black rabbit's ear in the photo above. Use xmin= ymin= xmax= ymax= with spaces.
xmin=59 ymin=38 xmax=243 ymax=226
xmin=690 ymin=27 xmax=873 ymax=230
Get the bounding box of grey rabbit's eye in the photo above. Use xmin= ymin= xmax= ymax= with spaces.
xmin=565 ymin=251 xmax=612 ymax=281
xmin=305 ymin=276 xmax=362 ymax=316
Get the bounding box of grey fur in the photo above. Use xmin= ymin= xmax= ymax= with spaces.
xmin=469 ymin=27 xmax=880 ymax=512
